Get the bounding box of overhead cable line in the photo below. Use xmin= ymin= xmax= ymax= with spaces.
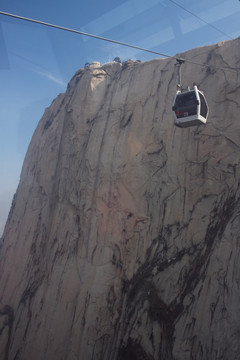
xmin=167 ymin=0 xmax=233 ymax=40
xmin=0 ymin=10 xmax=238 ymax=73
xmin=0 ymin=11 xmax=174 ymax=58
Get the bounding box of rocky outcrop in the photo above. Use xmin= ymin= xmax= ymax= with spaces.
xmin=1 ymin=38 xmax=240 ymax=360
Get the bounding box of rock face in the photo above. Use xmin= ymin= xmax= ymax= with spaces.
xmin=1 ymin=38 xmax=240 ymax=360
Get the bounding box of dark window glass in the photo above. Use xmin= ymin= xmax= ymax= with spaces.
xmin=174 ymin=91 xmax=198 ymax=118
xmin=199 ymin=93 xmax=208 ymax=117
xmin=175 ymin=91 xmax=197 ymax=107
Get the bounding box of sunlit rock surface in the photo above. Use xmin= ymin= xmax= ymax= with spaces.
xmin=1 ymin=38 xmax=240 ymax=360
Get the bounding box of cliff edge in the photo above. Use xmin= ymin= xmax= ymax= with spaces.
xmin=1 ymin=38 xmax=240 ymax=360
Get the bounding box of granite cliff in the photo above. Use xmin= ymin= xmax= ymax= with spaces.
xmin=1 ymin=38 xmax=240 ymax=360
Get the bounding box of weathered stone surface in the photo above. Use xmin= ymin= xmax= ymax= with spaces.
xmin=1 ymin=38 xmax=240 ymax=360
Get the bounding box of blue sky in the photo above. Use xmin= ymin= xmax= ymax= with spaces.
xmin=0 ymin=0 xmax=239 ymax=235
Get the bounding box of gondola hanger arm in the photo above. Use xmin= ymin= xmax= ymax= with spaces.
xmin=176 ymin=58 xmax=185 ymax=92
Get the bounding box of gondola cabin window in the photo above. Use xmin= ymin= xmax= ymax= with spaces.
xmin=174 ymin=91 xmax=198 ymax=118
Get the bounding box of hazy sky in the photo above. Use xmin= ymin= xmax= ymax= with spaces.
xmin=0 ymin=0 xmax=239 ymax=235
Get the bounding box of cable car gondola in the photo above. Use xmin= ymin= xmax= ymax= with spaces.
xmin=172 ymin=85 xmax=209 ymax=128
